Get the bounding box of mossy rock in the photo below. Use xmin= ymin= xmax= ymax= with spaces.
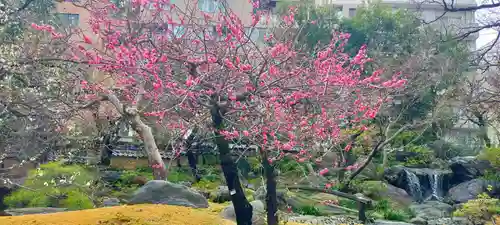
xmin=287 ymin=191 xmax=347 ymax=216
xmin=359 ymin=181 xmax=388 ymax=198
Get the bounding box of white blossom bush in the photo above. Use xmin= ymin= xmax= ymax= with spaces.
xmin=4 ymin=161 xmax=96 ymax=209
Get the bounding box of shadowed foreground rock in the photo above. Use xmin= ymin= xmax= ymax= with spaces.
xmin=372 ymin=220 xmax=414 ymax=225
xmin=129 ymin=180 xmax=209 ymax=208
xmin=221 ymin=200 xmax=265 ymax=225
xmin=4 ymin=207 xmax=67 ymax=216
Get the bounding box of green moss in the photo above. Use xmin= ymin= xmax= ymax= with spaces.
xmin=167 ymin=169 xmax=192 ymax=183
xmin=4 ymin=161 xmax=95 ymax=209
xmin=352 ymin=180 xmax=388 ymax=199
xmin=244 ymin=189 xmax=255 ymax=202
xmin=479 ymin=147 xmax=500 ymax=170
xmin=192 ymin=178 xmax=221 ymax=191
xmin=60 ymin=190 xmax=95 ymax=210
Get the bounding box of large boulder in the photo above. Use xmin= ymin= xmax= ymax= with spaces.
xmin=287 ymin=215 xmax=361 ymax=224
xmin=355 ymin=180 xmax=412 ymax=206
xmin=102 ymin=197 xmax=121 ymax=207
xmin=253 ymin=186 xmax=288 ymax=209
xmin=384 ymin=184 xmax=414 ymax=206
xmin=4 ymin=207 xmax=67 ymax=216
xmin=372 ymin=220 xmax=415 ymax=225
xmin=211 ymin=186 xmax=231 ymax=203
xmin=446 ymin=178 xmax=496 ymax=204
xmin=409 ymin=201 xmax=453 ymax=221
xmin=128 ymin=180 xmax=209 ymax=208
xmin=449 ymin=156 xmax=491 ymax=185
xmin=427 ymin=217 xmax=471 ymax=225
xmin=220 ymin=200 xmax=265 ymax=225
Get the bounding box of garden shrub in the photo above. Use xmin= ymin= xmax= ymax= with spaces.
xmin=4 ymin=161 xmax=95 ymax=209
xmin=166 ymin=169 xmax=192 ymax=183
xmin=391 ymin=131 xmax=419 ymax=147
xmin=427 ymin=140 xmax=462 ymax=159
xmin=453 ymin=187 xmax=500 ymax=225
xmin=119 ymin=170 xmax=153 ymax=185
xmin=297 ymin=205 xmax=322 ymax=216
xmin=479 ymin=147 xmax=500 ymax=181
xmin=398 ymin=145 xmax=434 ymax=167
xmin=479 ymin=147 xmax=500 ymax=169
xmin=372 ymin=199 xmax=412 ymax=221
xmin=338 ymin=199 xmax=357 ymax=210
xmin=191 ymin=178 xmax=221 ymax=191
xmin=276 ymin=156 xmax=307 ymax=176
xmin=383 ymin=208 xmax=412 ymax=221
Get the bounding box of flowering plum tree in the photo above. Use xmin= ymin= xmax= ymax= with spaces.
xmin=31 ymin=0 xmax=406 ymax=224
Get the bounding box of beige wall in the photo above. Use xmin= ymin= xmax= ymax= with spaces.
xmin=56 ymin=0 xmax=256 ymax=30
xmin=109 ymin=156 xmax=190 ymax=170
xmin=316 ymin=0 xmax=478 ymax=44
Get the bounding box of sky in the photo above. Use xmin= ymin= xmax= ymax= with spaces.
xmin=475 ymin=0 xmax=499 ymax=48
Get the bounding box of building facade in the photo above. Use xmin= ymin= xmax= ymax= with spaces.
xmin=315 ymin=0 xmax=478 ymax=50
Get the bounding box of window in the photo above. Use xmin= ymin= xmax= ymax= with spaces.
xmin=245 ymin=27 xmax=266 ymax=42
xmin=111 ymin=0 xmax=129 ymax=7
xmin=198 ymin=0 xmax=218 ymax=13
xmin=334 ymin=6 xmax=343 ymax=19
xmin=57 ymin=13 xmax=79 ymax=27
xmin=171 ymin=25 xmax=185 ymax=38
xmin=149 ymin=0 xmax=173 ymax=10
xmin=155 ymin=24 xmax=185 ymax=39
xmin=245 ymin=28 xmax=260 ymax=42
xmin=348 ymin=8 xmax=356 ymax=17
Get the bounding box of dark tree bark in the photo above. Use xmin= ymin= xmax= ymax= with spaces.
xmin=186 ymin=150 xmax=201 ymax=182
xmin=211 ymin=105 xmax=253 ymax=225
xmin=176 ymin=158 xmax=182 ymax=168
xmin=184 ymin=128 xmax=201 ymax=182
xmin=100 ymin=133 xmax=112 ymax=166
xmin=475 ymin=112 xmax=491 ymax=148
xmin=261 ymin=150 xmax=278 ymax=225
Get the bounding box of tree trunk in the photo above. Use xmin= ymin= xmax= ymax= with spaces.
xmin=345 ymin=141 xmax=383 ymax=186
xmin=382 ymin=148 xmax=388 ymax=171
xmin=211 ymin=106 xmax=253 ymax=225
xmin=261 ymin=150 xmax=278 ymax=225
xmin=100 ymin=134 xmax=112 ymax=166
xmin=186 ymin=150 xmax=201 ymax=182
xmin=176 ymin=158 xmax=182 ymax=168
xmin=106 ymin=92 xmax=166 ymax=180
xmin=474 ymin=112 xmax=492 ymax=148
xmin=129 ymin=114 xmax=167 ymax=180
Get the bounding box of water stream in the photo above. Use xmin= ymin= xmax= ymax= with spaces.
xmin=404 ymin=169 xmax=423 ymax=202
xmin=428 ymin=172 xmax=443 ymax=201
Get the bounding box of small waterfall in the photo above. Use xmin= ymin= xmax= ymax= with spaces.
xmin=428 ymin=172 xmax=443 ymax=201
xmin=404 ymin=169 xmax=423 ymax=202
